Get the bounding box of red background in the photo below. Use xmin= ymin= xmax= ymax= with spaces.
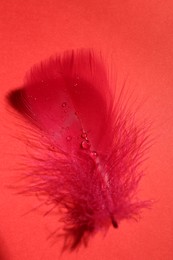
xmin=0 ymin=0 xmax=173 ymax=259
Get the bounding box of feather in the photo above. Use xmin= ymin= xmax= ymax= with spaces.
xmin=8 ymin=49 xmax=150 ymax=251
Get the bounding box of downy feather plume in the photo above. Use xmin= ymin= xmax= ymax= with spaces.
xmin=8 ymin=49 xmax=150 ymax=251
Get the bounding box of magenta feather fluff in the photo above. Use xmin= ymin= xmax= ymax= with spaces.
xmin=8 ymin=49 xmax=150 ymax=250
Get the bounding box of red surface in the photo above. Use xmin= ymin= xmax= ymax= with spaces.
xmin=0 ymin=0 xmax=173 ymax=259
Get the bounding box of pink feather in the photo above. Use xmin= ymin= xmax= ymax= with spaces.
xmin=8 ymin=49 xmax=150 ymax=251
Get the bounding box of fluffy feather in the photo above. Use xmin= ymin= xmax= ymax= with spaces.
xmin=8 ymin=49 xmax=150 ymax=250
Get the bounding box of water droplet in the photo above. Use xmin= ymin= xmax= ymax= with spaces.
xmin=62 ymin=102 xmax=67 ymax=107
xmin=90 ymin=151 xmax=97 ymax=159
xmin=66 ymin=136 xmax=72 ymax=141
xmin=81 ymin=132 xmax=87 ymax=139
xmin=73 ymin=83 xmax=78 ymax=87
xmin=81 ymin=140 xmax=90 ymax=150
